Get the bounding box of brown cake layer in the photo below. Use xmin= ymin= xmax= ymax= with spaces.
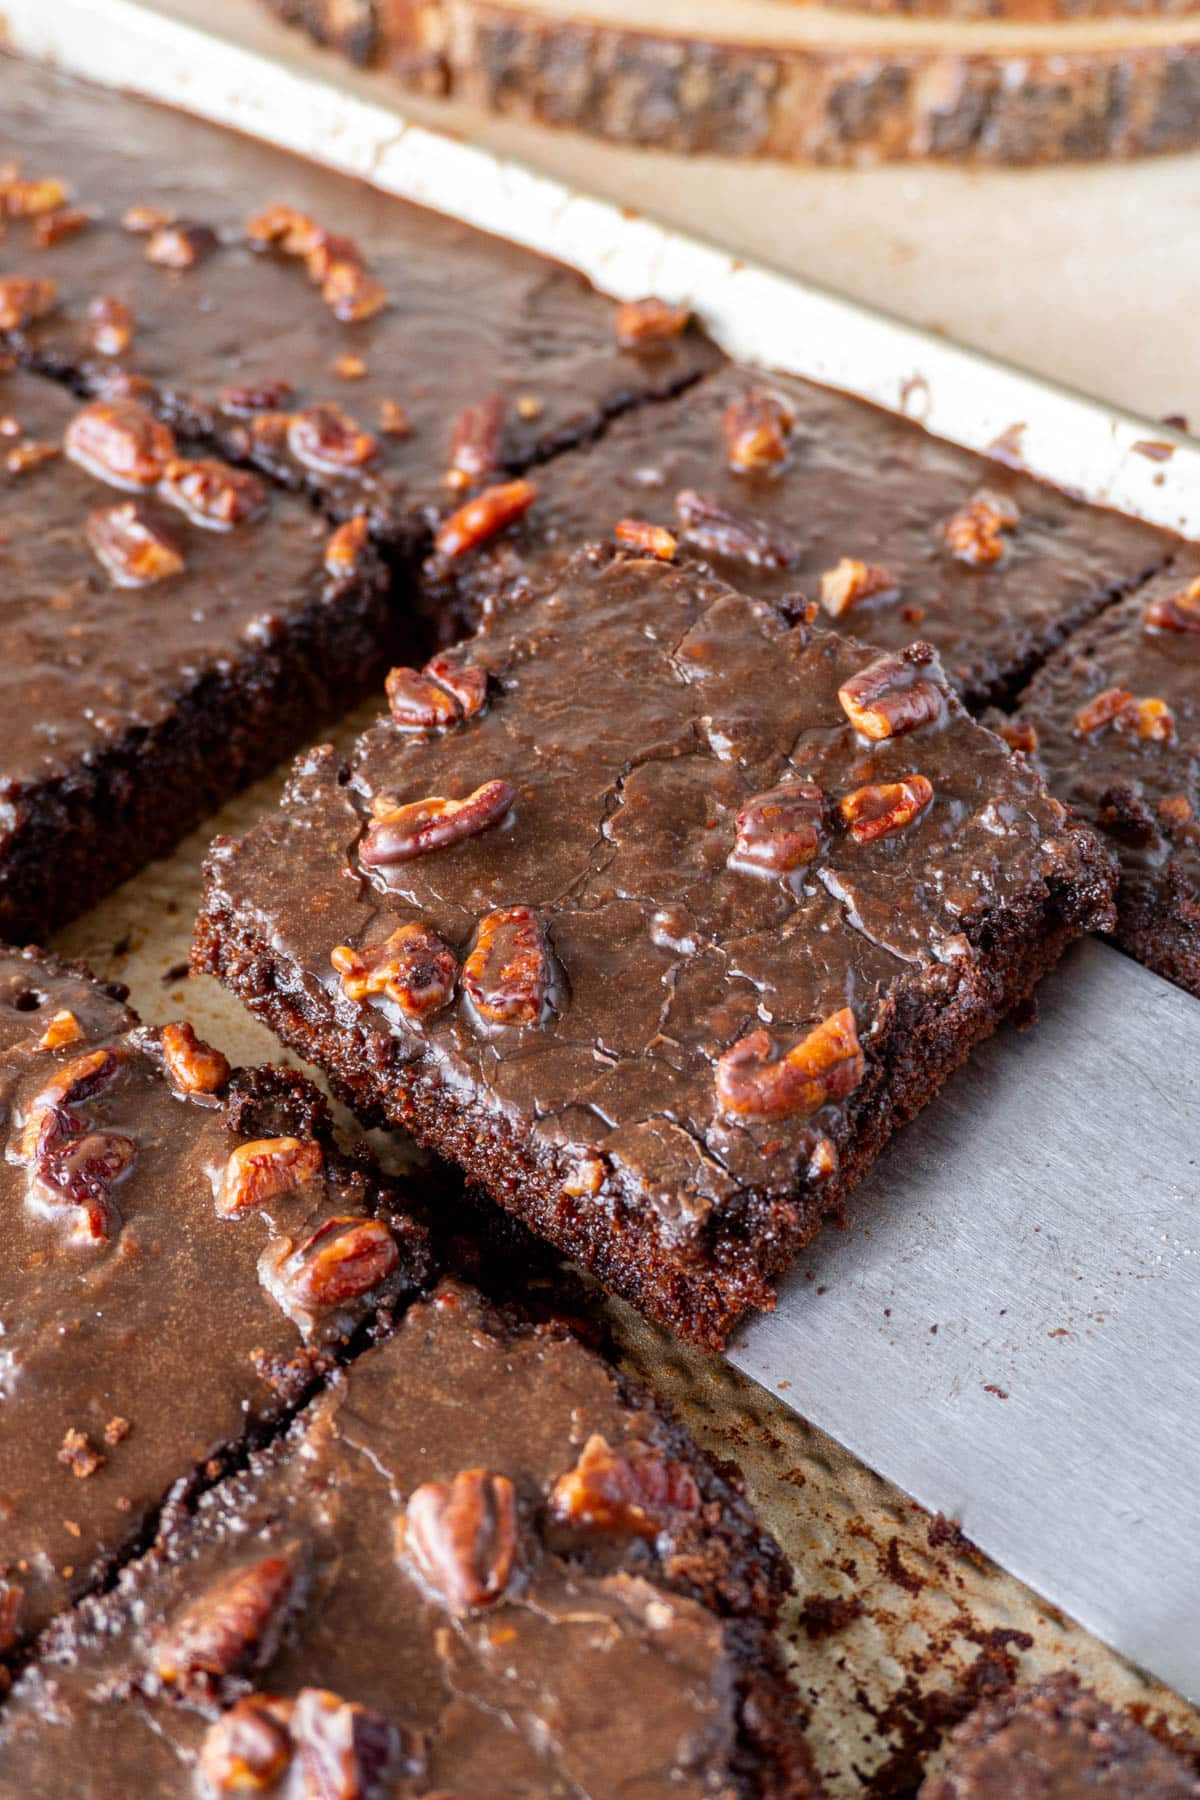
xmin=0 ymin=1277 xmax=815 ymax=1797
xmin=1007 ymin=557 xmax=1200 ymax=996
xmin=194 ymin=545 xmax=1117 ymax=1346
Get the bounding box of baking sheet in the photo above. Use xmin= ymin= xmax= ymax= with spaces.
xmin=9 ymin=0 xmax=1200 ymax=1730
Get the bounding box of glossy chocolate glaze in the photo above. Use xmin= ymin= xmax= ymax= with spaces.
xmin=0 ymin=1282 xmax=814 ymax=1799
xmin=920 ymin=1675 xmax=1200 ymax=1798
xmin=425 ymin=365 xmax=1173 ymax=708
xmin=1012 ymin=558 xmax=1200 ymax=995
xmin=0 ymin=63 xmax=718 ymax=545
xmin=197 ymin=547 xmax=1116 ymax=1343
xmin=0 ymin=946 xmax=431 ymax=1658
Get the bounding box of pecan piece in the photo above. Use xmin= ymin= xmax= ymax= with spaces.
xmin=321 ymin=259 xmax=388 ymax=322
xmin=30 ymin=1119 xmax=136 ymax=1244
xmin=360 ymin=780 xmax=515 ymax=867
xmin=1160 ymin=793 xmax=1194 ymax=826
xmin=291 ymin=1689 xmax=402 ymax=1800
xmin=87 ymin=501 xmax=185 ymax=588
xmin=729 ymin=779 xmax=824 ymax=876
xmin=399 ymin=1469 xmax=518 ymax=1611
xmin=379 ymin=398 xmax=410 ymax=437
xmin=839 ymin=775 xmax=933 ymax=844
xmin=58 ymin=1427 xmax=105 ymax=1480
xmin=33 ymin=205 xmax=90 ymax=248
xmin=549 ymin=1434 xmax=700 ymax=1537
xmin=1073 ymin=686 xmax=1134 ymax=736
xmin=5 ymin=439 xmax=59 ymax=475
xmin=717 ymin=1008 xmax=864 ymax=1121
xmin=122 ymin=202 xmax=174 ymax=235
xmin=265 ymin=1215 xmax=400 ymax=1317
xmin=0 ymin=275 xmax=56 ymax=329
xmin=334 ymin=352 xmax=367 ymax=380
xmin=156 ymin=1554 xmax=298 ymax=1694
xmin=942 ymin=489 xmax=1019 ymax=565
xmin=38 ymin=1008 xmax=84 ymax=1051
xmin=245 ymin=202 xmax=322 ymax=254
xmin=288 ymin=402 xmax=377 ymax=473
xmin=1114 ymin=696 xmax=1175 ymax=742
xmin=324 ymin=514 xmax=370 ymax=575
xmin=616 ymin=296 xmax=691 ymax=347
xmin=17 ymin=1046 xmax=126 ymax=1161
xmin=161 ymin=1021 xmax=231 ymax=1096
xmin=1145 ymin=576 xmax=1200 ymax=633
xmin=3 ymin=177 xmax=69 ymax=217
xmin=217 ymin=1136 xmax=324 ymax=1219
xmin=675 ymin=489 xmax=798 ymax=569
xmin=331 ymin=923 xmax=457 ymax=1020
xmin=615 ymin=517 xmax=677 ymax=560
xmin=838 ymin=646 xmax=946 ymax=740
xmin=199 ymin=1696 xmax=295 ymax=1794
xmin=819 ymin=557 xmax=899 ymax=618
xmin=722 ymin=386 xmax=794 ymax=472
xmin=462 ymin=905 xmax=550 ymax=1027
xmin=384 ymin=653 xmax=486 ymax=731
xmin=65 ymin=398 xmax=176 ymax=489
xmin=86 ymin=293 xmax=134 ymax=356
xmin=434 ymin=478 xmax=537 ymax=558
xmin=144 ymin=220 xmax=218 ymax=269
xmin=159 ymin=457 xmax=267 ymax=530
xmin=219 ymin=378 xmax=294 ymax=415
xmin=447 ymin=394 xmax=505 ymax=485
xmin=994 ymin=717 xmax=1039 ymax=756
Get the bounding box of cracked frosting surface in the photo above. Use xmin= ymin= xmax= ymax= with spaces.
xmin=0 ymin=946 xmax=429 ymax=1655
xmin=0 ymin=1281 xmax=810 ymax=1798
xmin=203 ymin=547 xmax=1108 ymax=1259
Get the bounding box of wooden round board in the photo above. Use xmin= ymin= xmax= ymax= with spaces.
xmin=261 ymin=0 xmax=1200 ymax=162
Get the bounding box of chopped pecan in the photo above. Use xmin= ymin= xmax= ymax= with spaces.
xmin=291 ymin=1689 xmax=401 ymax=1800
xmin=1145 ymin=576 xmax=1200 ymax=633
xmin=161 ymin=1021 xmax=231 ymax=1096
xmin=838 ymin=646 xmax=946 ymax=740
xmin=384 ymin=653 xmax=486 ymax=730
xmin=3 ymin=176 xmax=69 ymax=217
xmin=399 ymin=1469 xmax=518 ymax=1610
xmin=379 ymin=398 xmax=410 ymax=437
xmin=104 ymin=1416 xmax=131 ymax=1446
xmin=65 ymin=398 xmax=176 ymax=489
xmin=462 ymin=905 xmax=550 ymax=1027
xmin=994 ymin=717 xmax=1039 ymax=756
xmin=219 ymin=378 xmax=294 ymax=415
xmin=122 ymin=203 xmax=174 ymax=234
xmin=4 ymin=439 xmax=59 ymax=474
xmin=616 ymin=296 xmax=691 ymax=347
xmin=287 ymin=402 xmax=377 ymax=473
xmin=17 ymin=1046 xmax=126 ymax=1160
xmin=324 ymin=514 xmax=370 ymax=575
xmin=144 ymin=220 xmax=218 ymax=269
xmin=217 ymin=1136 xmax=324 ymax=1219
xmin=160 ymin=457 xmax=267 ymax=530
xmin=360 ymin=780 xmax=515 ymax=867
xmin=722 ymin=387 xmax=794 ymax=472
xmin=87 ymin=501 xmax=185 ymax=588
xmin=819 ymin=557 xmax=899 ymax=618
xmin=156 ymin=1554 xmax=298 ymax=1693
xmin=29 ymin=1119 xmax=136 ymax=1244
xmin=334 ymin=353 xmax=367 ymax=380
xmin=1114 ymin=695 xmax=1175 ymax=742
xmin=303 ymin=231 xmax=362 ymax=285
xmin=266 ymin=1215 xmax=400 ymax=1315
xmin=942 ymin=489 xmax=1019 ymax=566
xmin=86 ymin=293 xmax=134 ymax=356
xmin=1160 ymin=793 xmax=1193 ymax=826
xmin=58 ymin=1427 xmax=105 ymax=1480
xmin=615 ymin=517 xmax=677 ymax=560
xmin=447 ymin=394 xmax=505 ymax=485
xmin=331 ymin=923 xmax=458 ymax=1020
xmin=434 ymin=478 xmax=537 ymax=558
xmin=0 ymin=274 xmax=57 ymax=329
xmin=839 ymin=775 xmax=933 ymax=844
xmin=321 ymin=258 xmax=388 ymax=322
xmin=245 ymin=202 xmax=322 ymax=254
xmin=38 ymin=1008 xmax=84 ymax=1051
xmin=199 ymin=1696 xmax=295 ymax=1794
xmin=675 ymin=489 xmax=798 ymax=569
xmin=716 ymin=1008 xmax=865 ymax=1121
xmin=549 ymin=1434 xmax=700 ymax=1537
xmin=32 ymin=205 xmax=90 ymax=248
xmin=1073 ymin=686 xmax=1134 ymax=735
xmin=729 ymin=779 xmax=824 ymax=876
